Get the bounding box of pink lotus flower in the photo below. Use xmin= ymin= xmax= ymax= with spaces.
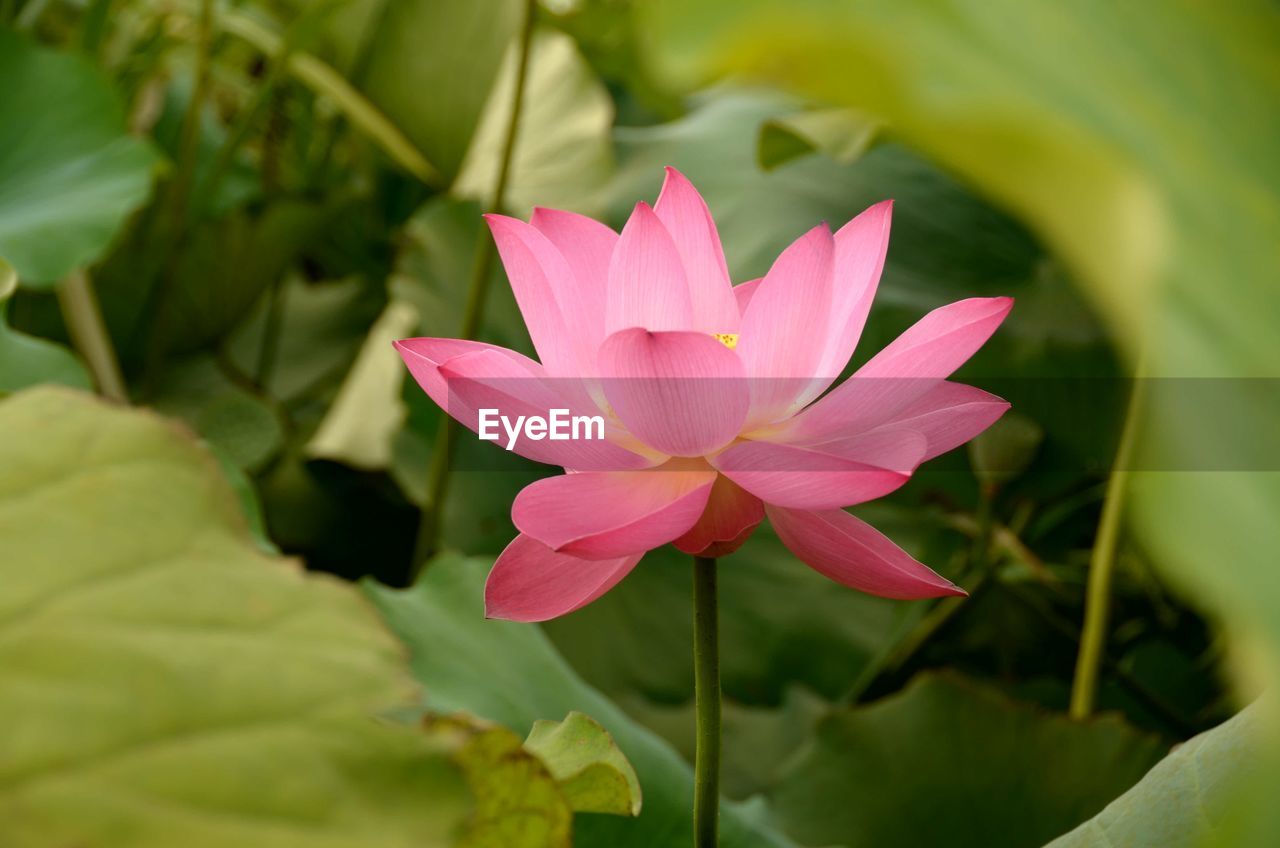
xmin=396 ymin=168 xmax=1011 ymax=622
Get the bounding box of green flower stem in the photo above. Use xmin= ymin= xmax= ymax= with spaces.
xmin=412 ymin=0 xmax=537 ymax=569
xmin=693 ymin=555 xmax=722 ymax=848
xmin=1070 ymin=363 xmax=1146 ymax=719
xmin=56 ymin=270 xmax=128 ymax=403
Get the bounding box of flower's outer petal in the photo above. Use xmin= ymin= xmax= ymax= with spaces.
xmin=485 ymin=214 xmax=582 ymax=376
xmin=768 ymin=506 xmax=965 ymax=599
xmin=599 ymin=328 xmax=750 ymax=457
xmin=768 ymin=296 xmax=1013 ymax=443
xmin=711 ymin=430 xmax=925 ymax=510
xmin=796 ymin=200 xmax=893 ymax=407
xmin=530 ymin=206 xmax=616 ymax=357
xmin=485 ymin=534 xmax=642 ymax=622
xmin=395 ymin=338 xmax=538 ymax=407
xmin=513 ymin=469 xmax=716 ymax=559
xmin=606 ymin=202 xmax=696 ymax=334
xmin=673 ymin=474 xmax=765 ymax=556
xmin=654 ymin=167 xmax=739 ymax=332
xmin=867 ymin=382 xmax=1010 ymax=461
xmin=733 ymin=277 xmax=762 ymax=316
xmin=434 ymin=348 xmax=654 ymax=470
xmin=737 ymin=224 xmax=835 ymax=426
xmin=792 ymin=428 xmax=930 ymax=473
xmin=857 ymin=296 xmax=1014 ymax=379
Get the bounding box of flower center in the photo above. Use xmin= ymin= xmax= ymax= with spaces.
xmin=711 ymin=333 xmax=739 ymax=349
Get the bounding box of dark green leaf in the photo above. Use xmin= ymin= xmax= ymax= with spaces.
xmin=0 ymin=29 xmax=158 ymax=286
xmin=772 ymin=673 xmax=1167 ymax=848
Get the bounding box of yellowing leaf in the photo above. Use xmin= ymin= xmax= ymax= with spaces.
xmin=525 ymin=712 xmax=642 ymax=817
xmin=426 ymin=716 xmax=572 ymax=848
xmin=0 ymin=387 xmax=568 ymax=847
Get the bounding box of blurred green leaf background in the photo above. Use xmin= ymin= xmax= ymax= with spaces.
xmin=2 ymin=0 xmax=1277 ymax=845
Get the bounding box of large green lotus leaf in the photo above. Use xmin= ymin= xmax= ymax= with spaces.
xmin=365 ymin=556 xmax=802 ymax=848
xmin=453 ymin=28 xmax=615 ymax=216
xmin=0 ymin=29 xmax=158 ymax=287
xmin=640 ymin=2 xmax=1280 ymax=835
xmin=1048 ymin=705 xmax=1261 ymax=848
xmin=306 ymin=0 xmax=522 ymax=180
xmin=0 ymin=386 xmax=545 ymax=847
xmin=772 ymin=673 xmax=1167 ymax=848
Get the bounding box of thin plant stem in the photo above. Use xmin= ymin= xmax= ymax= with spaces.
xmin=1070 ymin=363 xmax=1146 ymax=719
xmin=166 ymin=0 xmax=215 ymax=245
xmin=692 ymin=555 xmax=721 ymax=848
xmin=139 ymin=0 xmax=215 ymax=394
xmin=57 ymin=271 xmax=128 ymax=403
xmin=253 ymin=275 xmax=288 ymax=391
xmin=970 ymin=481 xmax=996 ymax=576
xmin=199 ymin=3 xmax=329 ymax=204
xmin=80 ymin=0 xmax=113 ymax=56
xmin=412 ymin=0 xmax=537 ymax=570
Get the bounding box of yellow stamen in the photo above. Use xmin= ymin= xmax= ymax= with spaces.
xmin=712 ymin=333 xmax=739 ymax=349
